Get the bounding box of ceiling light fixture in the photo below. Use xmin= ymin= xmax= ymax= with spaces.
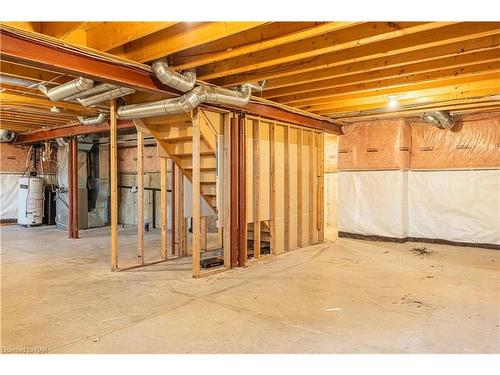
xmin=387 ymin=95 xmax=399 ymax=109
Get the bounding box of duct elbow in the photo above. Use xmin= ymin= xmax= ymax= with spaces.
xmin=78 ymin=113 xmax=107 ymax=125
xmin=152 ymin=59 xmax=197 ymax=92
xmin=423 ymin=111 xmax=455 ymax=130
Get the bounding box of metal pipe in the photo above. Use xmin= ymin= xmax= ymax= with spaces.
xmin=39 ymin=77 xmax=94 ymax=102
xmin=117 ymin=84 xmax=252 ymax=119
xmin=423 ymin=111 xmax=455 ymax=129
xmin=152 ymin=59 xmax=196 ymax=92
xmin=78 ymin=113 xmax=107 ymax=125
xmin=64 ymin=83 xmax=119 ymax=102
xmin=78 ymin=87 xmax=135 ymax=107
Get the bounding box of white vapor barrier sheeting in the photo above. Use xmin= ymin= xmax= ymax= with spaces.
xmin=409 ymin=170 xmax=500 ymax=245
xmin=338 ymin=171 xmax=408 ymax=238
xmin=0 ymin=173 xmax=20 ymax=220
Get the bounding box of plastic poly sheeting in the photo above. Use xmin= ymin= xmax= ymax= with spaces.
xmin=338 ymin=171 xmax=408 ymax=238
xmin=0 ymin=173 xmax=20 ymax=219
xmin=409 ymin=170 xmax=500 ymax=245
xmin=410 ymin=118 xmax=500 ymax=169
xmin=338 ymin=119 xmax=410 ymax=170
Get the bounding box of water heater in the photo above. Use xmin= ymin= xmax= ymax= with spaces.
xmin=17 ymin=176 xmax=45 ymax=226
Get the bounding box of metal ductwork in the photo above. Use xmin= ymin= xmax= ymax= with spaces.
xmin=423 ymin=111 xmax=455 ymax=129
xmin=78 ymin=113 xmax=107 ymax=125
xmin=152 ymin=59 xmax=197 ymax=92
xmin=0 ymin=75 xmax=41 ymax=88
xmin=39 ymin=77 xmax=94 ymax=102
xmin=64 ymin=83 xmax=119 ymax=102
xmin=0 ymin=129 xmax=16 ymax=142
xmin=117 ymin=84 xmax=252 ymax=119
xmin=77 ymin=87 xmax=136 ymax=107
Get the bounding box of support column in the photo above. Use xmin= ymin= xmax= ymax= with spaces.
xmin=222 ymin=113 xmax=231 ymax=267
xmin=192 ymin=108 xmax=201 ymax=277
xmin=68 ymin=137 xmax=78 ymax=239
xmin=230 ymin=115 xmax=239 ymax=267
xmin=137 ymin=131 xmax=144 ymax=264
xmin=237 ymin=113 xmax=247 ymax=266
xmin=171 ymin=160 xmax=176 ymax=256
xmin=110 ymin=99 xmax=118 ymax=271
xmin=252 ymin=119 xmax=261 ymax=259
xmin=160 ymin=157 xmax=168 ymax=259
xmin=284 ymin=125 xmax=290 ymax=251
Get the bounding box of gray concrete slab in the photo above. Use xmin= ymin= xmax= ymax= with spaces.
xmin=1 ymin=225 xmax=498 ymax=353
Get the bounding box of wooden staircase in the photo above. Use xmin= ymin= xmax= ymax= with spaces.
xmin=134 ymin=111 xmax=219 ymax=213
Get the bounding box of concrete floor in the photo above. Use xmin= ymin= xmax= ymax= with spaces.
xmin=1 ymin=224 xmax=499 ymax=353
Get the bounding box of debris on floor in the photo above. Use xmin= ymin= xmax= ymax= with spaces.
xmin=410 ymin=247 xmax=434 ymax=257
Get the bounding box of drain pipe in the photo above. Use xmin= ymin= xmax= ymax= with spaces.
xmin=39 ymin=77 xmax=94 ymax=102
xmin=77 ymin=87 xmax=136 ymax=107
xmin=78 ymin=113 xmax=107 ymax=125
xmin=118 ymin=84 xmax=251 ymax=119
xmin=152 ymin=59 xmax=196 ymax=92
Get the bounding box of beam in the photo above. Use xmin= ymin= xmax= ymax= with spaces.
xmin=242 ymin=102 xmax=342 ymax=134
xmin=114 ymin=22 xmax=268 ymax=63
xmin=1 ymin=24 xmax=339 ymax=134
xmin=212 ymin=22 xmax=500 ymax=87
xmin=86 ymin=22 xmax=179 ymax=52
xmin=0 ymin=25 xmax=178 ymax=95
xmin=14 ymin=120 xmax=135 ymax=144
xmin=110 ymin=99 xmax=118 ymax=271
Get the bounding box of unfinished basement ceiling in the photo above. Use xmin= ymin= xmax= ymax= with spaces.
xmin=1 ymin=21 xmax=500 ymax=134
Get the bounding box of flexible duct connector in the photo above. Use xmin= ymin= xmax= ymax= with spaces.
xmin=0 ymin=129 xmax=15 ymax=142
xmin=39 ymin=77 xmax=94 ymax=102
xmin=78 ymin=113 xmax=107 ymax=125
xmin=77 ymin=87 xmax=136 ymax=107
xmin=64 ymin=83 xmax=119 ymax=102
xmin=423 ymin=111 xmax=455 ymax=129
xmin=152 ymin=60 xmax=197 ymax=92
xmin=117 ymin=84 xmax=251 ymax=119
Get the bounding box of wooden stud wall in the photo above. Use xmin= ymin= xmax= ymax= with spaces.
xmin=245 ymin=115 xmax=325 ymax=256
